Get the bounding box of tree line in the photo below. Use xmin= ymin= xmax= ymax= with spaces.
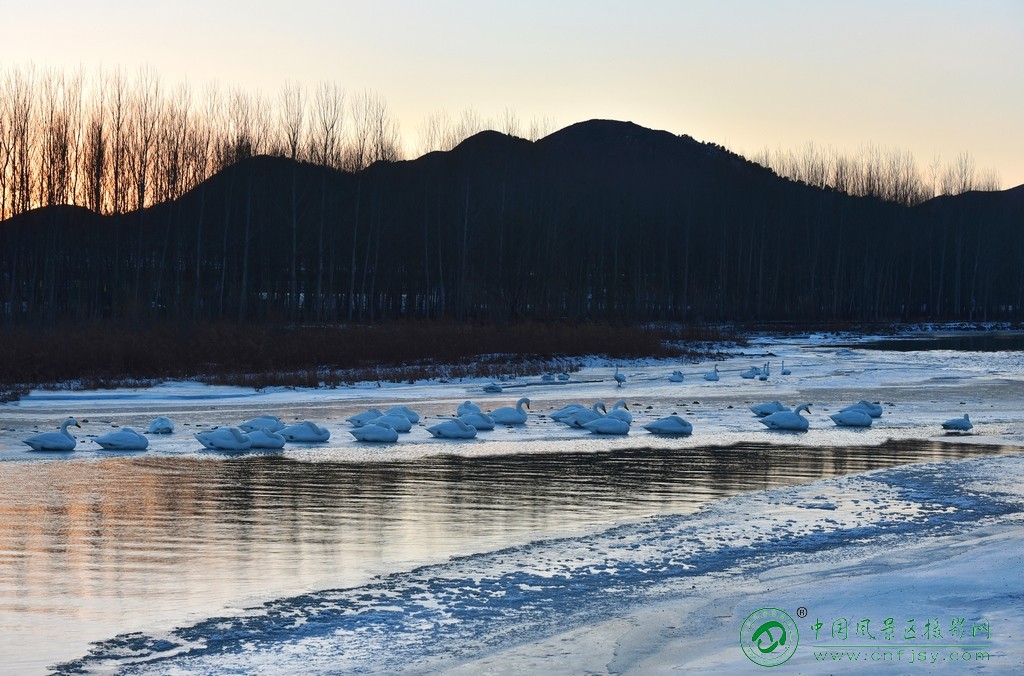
xmin=2 ymin=63 xmax=1004 ymax=224
xmin=753 ymin=142 xmax=1001 ymax=207
xmin=2 ymin=120 xmax=1021 ymax=327
xmin=0 ymin=64 xmax=556 ymax=221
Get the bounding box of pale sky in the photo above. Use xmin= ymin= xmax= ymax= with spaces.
xmin=4 ymin=0 xmax=1022 ymax=186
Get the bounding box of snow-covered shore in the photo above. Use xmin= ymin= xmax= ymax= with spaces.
xmin=441 ymin=458 xmax=1024 ymax=675
xmin=54 ymin=453 xmax=1024 ymax=674
xmin=5 ymin=329 xmax=1024 ymax=673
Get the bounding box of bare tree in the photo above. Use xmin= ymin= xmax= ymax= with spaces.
xmin=500 ymin=107 xmax=522 ymax=138
xmin=279 ymin=80 xmax=306 ymax=161
xmin=417 ymin=109 xmax=455 ymax=155
xmin=309 ymin=82 xmax=345 ymax=168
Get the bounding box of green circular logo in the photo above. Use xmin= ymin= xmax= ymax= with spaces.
xmin=740 ymin=608 xmax=799 ymax=667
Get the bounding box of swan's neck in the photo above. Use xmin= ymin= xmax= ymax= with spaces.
xmin=60 ymin=420 xmax=75 ymax=436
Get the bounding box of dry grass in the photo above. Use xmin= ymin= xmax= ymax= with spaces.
xmin=0 ymin=320 xmax=724 ymax=397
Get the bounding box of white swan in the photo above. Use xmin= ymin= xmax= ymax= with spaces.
xmin=541 ymin=373 xmax=555 ymax=382
xmin=605 ymin=399 xmax=632 ymax=424
xmin=146 ymin=416 xmax=175 ymax=434
xmin=669 ymin=370 xmax=685 ymax=382
xmin=760 ymin=403 xmax=811 ymax=431
xmin=830 ymin=410 xmax=873 ymax=427
xmin=780 ymin=361 xmax=792 ymax=376
xmin=490 ymin=397 xmax=531 ymax=425
xmin=458 ymin=411 xmax=495 ymax=430
xmin=750 ymin=401 xmax=789 ymax=417
xmin=550 ymin=403 xmax=587 ymax=422
xmin=427 ymin=418 xmax=478 ymax=439
xmin=942 ymin=414 xmax=973 ymax=431
xmin=557 ymin=372 xmax=570 ymax=381
xmin=703 ymin=365 xmax=719 ymax=381
xmin=563 ymin=402 xmax=607 ymax=428
xmin=385 ymin=406 xmax=420 ymax=424
xmin=482 ymin=382 xmax=503 ymax=393
xmin=280 ymin=420 xmax=331 ymax=442
xmin=614 ymin=366 xmax=626 ymax=387
xmin=350 ymin=422 xmax=399 ymax=442
xmin=95 ymin=427 xmax=149 ymax=451
xmin=246 ymin=428 xmax=287 ymax=449
xmin=457 ymin=400 xmax=482 ymax=416
xmin=643 ymin=415 xmax=693 ymax=436
xmin=195 ymin=427 xmax=252 ymax=451
xmin=239 ymin=415 xmax=285 ymax=433
xmin=840 ymin=400 xmax=883 ymax=418
xmin=583 ymin=417 xmax=630 ymax=435
xmin=347 ymin=409 xmax=384 ymax=427
xmin=758 ymin=362 xmax=770 ymax=381
xmin=369 ymin=414 xmax=413 ymax=433
xmin=22 ymin=417 xmax=80 ymax=451
xmin=741 ymin=365 xmax=761 ymax=379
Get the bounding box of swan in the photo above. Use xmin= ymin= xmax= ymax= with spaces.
xmin=583 ymin=417 xmax=630 ymax=435
xmin=840 ymin=400 xmax=883 ymax=418
xmin=829 ymin=410 xmax=873 ymax=427
xmin=458 ymin=411 xmax=495 ymax=430
xmin=22 ymin=417 xmax=80 ymax=451
xmin=95 ymin=427 xmax=149 ymax=451
xmin=750 ymin=401 xmax=789 ymax=417
xmin=758 ymin=362 xmax=770 ymax=381
xmin=643 ymin=415 xmax=693 ymax=436
xmin=760 ymin=403 xmax=812 ymax=431
xmin=239 ymin=415 xmax=285 ymax=433
xmin=195 ymin=427 xmax=252 ymax=451
xmin=669 ymin=370 xmax=685 ymax=382
xmin=605 ymin=399 xmax=632 ymax=424
xmin=550 ymin=403 xmax=587 ymax=422
xmin=780 ymin=361 xmax=792 ymax=376
xmin=146 ymin=416 xmax=175 ymax=434
xmin=427 ymin=418 xmax=478 ymax=439
xmin=563 ymin=402 xmax=607 ymax=428
xmin=482 ymin=382 xmax=503 ymax=393
xmin=942 ymin=414 xmax=973 ymax=431
xmin=457 ymin=400 xmax=482 ymax=416
xmin=279 ymin=420 xmax=331 ymax=442
xmin=541 ymin=373 xmax=555 ymax=382
xmin=704 ymin=365 xmax=720 ymax=381
xmin=490 ymin=397 xmax=531 ymax=425
xmin=557 ymin=372 xmax=570 ymax=381
xmin=614 ymin=366 xmax=626 ymax=387
xmin=385 ymin=406 xmax=420 ymax=423
xmin=741 ymin=365 xmax=761 ymax=379
xmin=350 ymin=422 xmax=399 ymax=443
xmin=369 ymin=414 xmax=413 ymax=433
xmin=246 ymin=428 xmax=287 ymax=449
xmin=347 ymin=409 xmax=384 ymax=427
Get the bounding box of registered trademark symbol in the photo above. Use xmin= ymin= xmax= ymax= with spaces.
xmin=796 ymin=607 xmax=808 ymax=618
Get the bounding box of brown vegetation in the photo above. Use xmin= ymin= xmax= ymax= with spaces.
xmin=0 ymin=320 xmax=730 ymax=397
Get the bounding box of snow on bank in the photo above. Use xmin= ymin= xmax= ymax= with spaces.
xmin=4 ymin=330 xmax=1024 ymax=462
xmin=56 ymin=452 xmax=1024 ymax=674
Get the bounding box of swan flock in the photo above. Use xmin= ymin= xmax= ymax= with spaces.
xmin=16 ymin=360 xmax=974 ymax=453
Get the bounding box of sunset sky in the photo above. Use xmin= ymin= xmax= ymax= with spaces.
xmin=4 ymin=0 xmax=1022 ymax=186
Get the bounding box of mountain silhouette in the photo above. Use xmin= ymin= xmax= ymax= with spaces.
xmin=1 ymin=120 xmax=1021 ymax=325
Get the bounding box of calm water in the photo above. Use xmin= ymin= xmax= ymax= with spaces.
xmin=0 ymin=440 xmax=1013 ymax=673
xmin=849 ymin=332 xmax=1024 ymax=352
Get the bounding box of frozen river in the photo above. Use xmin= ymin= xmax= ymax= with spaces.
xmin=1 ymin=330 xmax=1023 ymax=673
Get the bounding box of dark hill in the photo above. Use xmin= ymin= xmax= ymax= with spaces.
xmin=2 ymin=120 xmax=1022 ymax=324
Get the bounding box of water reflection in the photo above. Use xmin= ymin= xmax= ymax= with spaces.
xmin=848 ymin=332 xmax=1024 ymax=352
xmin=0 ymin=440 xmax=1013 ymax=672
